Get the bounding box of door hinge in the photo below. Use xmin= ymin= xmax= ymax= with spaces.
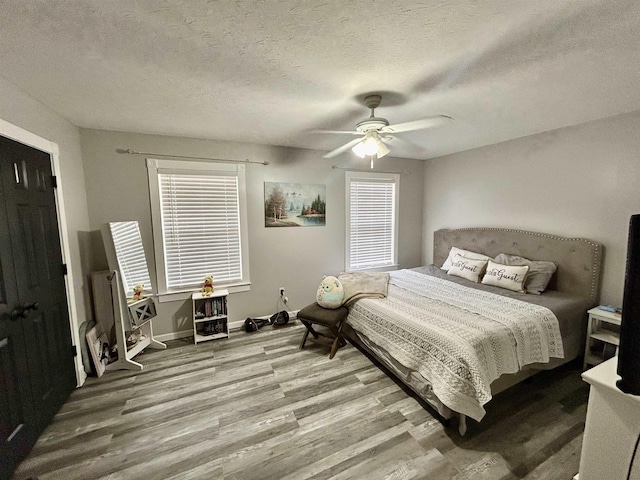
xmin=51 ymin=175 xmax=58 ymax=188
xmin=62 ymin=263 xmax=68 ymax=275
xmin=71 ymin=345 xmax=78 ymax=357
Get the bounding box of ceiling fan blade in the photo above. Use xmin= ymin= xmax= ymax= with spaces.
xmin=323 ymin=138 xmax=364 ymax=158
xmin=383 ymin=135 xmax=425 ymax=152
xmin=382 ymin=115 xmax=452 ymax=134
xmin=311 ymin=129 xmax=361 ymax=135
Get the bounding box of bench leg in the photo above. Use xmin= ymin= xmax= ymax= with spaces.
xmin=328 ymin=322 xmax=347 ymax=359
xmin=329 ymin=335 xmax=342 ymax=359
xmin=299 ymin=327 xmax=310 ymax=349
xmin=299 ymin=320 xmax=319 ymax=349
xmin=300 ymin=320 xmax=319 ymax=338
xmin=300 ymin=318 xmax=346 ymax=358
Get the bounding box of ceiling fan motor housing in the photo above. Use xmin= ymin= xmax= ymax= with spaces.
xmin=364 ymin=94 xmax=382 ymax=110
xmin=356 ymin=94 xmax=389 ymax=132
xmin=355 ymin=117 xmax=389 ymax=132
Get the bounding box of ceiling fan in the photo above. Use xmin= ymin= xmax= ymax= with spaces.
xmin=315 ymin=94 xmax=452 ymax=166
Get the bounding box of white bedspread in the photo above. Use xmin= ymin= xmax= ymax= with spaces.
xmin=347 ymin=269 xmax=564 ymax=421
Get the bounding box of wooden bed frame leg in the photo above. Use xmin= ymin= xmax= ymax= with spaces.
xmin=458 ymin=413 xmax=467 ymax=436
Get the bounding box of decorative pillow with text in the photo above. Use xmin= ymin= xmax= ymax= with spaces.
xmin=481 ymin=260 xmax=529 ymax=293
xmin=441 ymin=246 xmax=492 ymax=271
xmin=494 ymin=253 xmax=557 ymax=295
xmin=446 ymin=254 xmax=489 ymax=282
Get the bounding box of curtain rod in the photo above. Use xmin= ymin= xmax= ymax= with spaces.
xmin=116 ymin=148 xmax=269 ymax=165
xmin=331 ymin=165 xmax=409 ymax=174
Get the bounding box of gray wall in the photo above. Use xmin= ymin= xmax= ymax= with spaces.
xmin=81 ymin=129 xmax=425 ymax=336
xmin=422 ymin=109 xmax=640 ymax=306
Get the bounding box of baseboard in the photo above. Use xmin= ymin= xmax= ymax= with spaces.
xmin=156 ymin=309 xmax=301 ymax=339
xmin=229 ymin=309 xmax=299 ymax=332
xmin=154 ymin=329 xmax=193 ymax=342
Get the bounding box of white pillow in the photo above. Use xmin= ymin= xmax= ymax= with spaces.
xmin=481 ymin=260 xmax=529 ymax=293
xmin=441 ymin=246 xmax=492 ymax=271
xmin=494 ymin=253 xmax=557 ymax=295
xmin=446 ymin=254 xmax=488 ymax=282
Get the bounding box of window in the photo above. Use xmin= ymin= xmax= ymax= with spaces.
xmin=147 ymin=159 xmax=250 ymax=298
xmin=345 ymin=171 xmax=399 ymax=271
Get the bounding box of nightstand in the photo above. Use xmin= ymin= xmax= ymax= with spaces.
xmin=583 ymin=307 xmax=621 ymax=370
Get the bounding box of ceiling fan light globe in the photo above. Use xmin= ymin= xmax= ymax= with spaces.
xmin=362 ymin=138 xmax=379 ymax=156
xmin=352 ymin=135 xmax=379 ymax=157
xmin=376 ymin=141 xmax=390 ymax=158
xmin=352 ymin=142 xmax=368 ymax=158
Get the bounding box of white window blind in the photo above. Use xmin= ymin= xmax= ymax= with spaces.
xmin=346 ymin=172 xmax=399 ymax=271
xmin=109 ymin=221 xmax=152 ymax=296
xmin=158 ymin=172 xmax=242 ymax=290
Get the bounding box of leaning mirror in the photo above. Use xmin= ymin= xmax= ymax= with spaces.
xmin=107 ymin=221 xmax=152 ymax=297
xmin=100 ymin=221 xmax=165 ymax=371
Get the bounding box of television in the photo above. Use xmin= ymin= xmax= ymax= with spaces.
xmin=616 ymin=214 xmax=640 ymax=395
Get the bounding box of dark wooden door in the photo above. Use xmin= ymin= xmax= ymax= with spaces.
xmin=0 ymin=135 xmax=76 ymax=477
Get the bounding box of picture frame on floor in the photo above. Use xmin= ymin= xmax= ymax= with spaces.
xmin=86 ymin=325 xmax=110 ymax=377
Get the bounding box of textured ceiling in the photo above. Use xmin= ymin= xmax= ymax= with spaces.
xmin=1 ymin=1 xmax=639 ymax=160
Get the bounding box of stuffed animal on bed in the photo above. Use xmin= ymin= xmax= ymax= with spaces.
xmin=201 ymin=275 xmax=215 ymax=296
xmin=316 ymin=275 xmax=344 ymax=309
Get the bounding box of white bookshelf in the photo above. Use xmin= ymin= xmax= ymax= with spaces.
xmin=192 ymin=289 xmax=229 ymax=344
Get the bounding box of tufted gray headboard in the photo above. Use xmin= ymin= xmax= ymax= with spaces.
xmin=433 ymin=228 xmax=603 ymax=303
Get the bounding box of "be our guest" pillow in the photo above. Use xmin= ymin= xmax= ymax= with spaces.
xmin=481 ymin=260 xmax=529 ymax=293
xmin=446 ymin=254 xmax=488 ymax=282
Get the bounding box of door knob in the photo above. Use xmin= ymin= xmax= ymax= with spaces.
xmin=10 ymin=306 xmax=25 ymax=320
xmin=9 ymin=303 xmax=39 ymax=320
xmin=24 ymin=302 xmax=39 ymax=312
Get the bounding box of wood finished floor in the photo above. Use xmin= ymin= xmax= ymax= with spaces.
xmin=13 ymin=322 xmax=589 ymax=480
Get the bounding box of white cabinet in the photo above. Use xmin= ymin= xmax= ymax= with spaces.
xmin=192 ymin=290 xmax=229 ymax=344
xmin=583 ymin=307 xmax=621 ymax=370
xmin=577 ymin=358 xmax=640 ymax=480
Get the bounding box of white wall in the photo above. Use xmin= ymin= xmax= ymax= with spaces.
xmin=0 ymin=75 xmax=92 ymax=382
xmin=422 ymin=110 xmax=640 ymax=306
xmin=81 ymin=129 xmax=425 ymax=336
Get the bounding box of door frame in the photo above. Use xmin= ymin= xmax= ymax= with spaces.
xmin=0 ymin=118 xmax=87 ymax=387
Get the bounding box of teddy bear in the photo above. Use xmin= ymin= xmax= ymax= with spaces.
xmin=201 ymin=275 xmax=215 ymax=296
xmin=129 ymin=284 xmax=145 ymax=304
xmin=316 ymin=275 xmax=344 ymax=309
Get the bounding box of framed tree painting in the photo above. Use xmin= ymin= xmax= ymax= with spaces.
xmin=264 ymin=182 xmax=326 ymax=227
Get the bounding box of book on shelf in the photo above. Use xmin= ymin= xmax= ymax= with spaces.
xmin=197 ymin=297 xmax=227 ymax=319
xmin=197 ymin=317 xmax=227 ymax=336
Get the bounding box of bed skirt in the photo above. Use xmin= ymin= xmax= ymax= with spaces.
xmin=341 ymin=321 xmax=551 ymax=429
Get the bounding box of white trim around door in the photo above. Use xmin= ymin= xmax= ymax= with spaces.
xmin=0 ymin=118 xmax=87 ymax=387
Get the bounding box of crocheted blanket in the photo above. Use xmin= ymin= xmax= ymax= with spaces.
xmin=347 ymin=269 xmax=564 ymax=421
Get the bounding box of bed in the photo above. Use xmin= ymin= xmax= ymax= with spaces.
xmin=342 ymin=227 xmax=603 ymax=434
